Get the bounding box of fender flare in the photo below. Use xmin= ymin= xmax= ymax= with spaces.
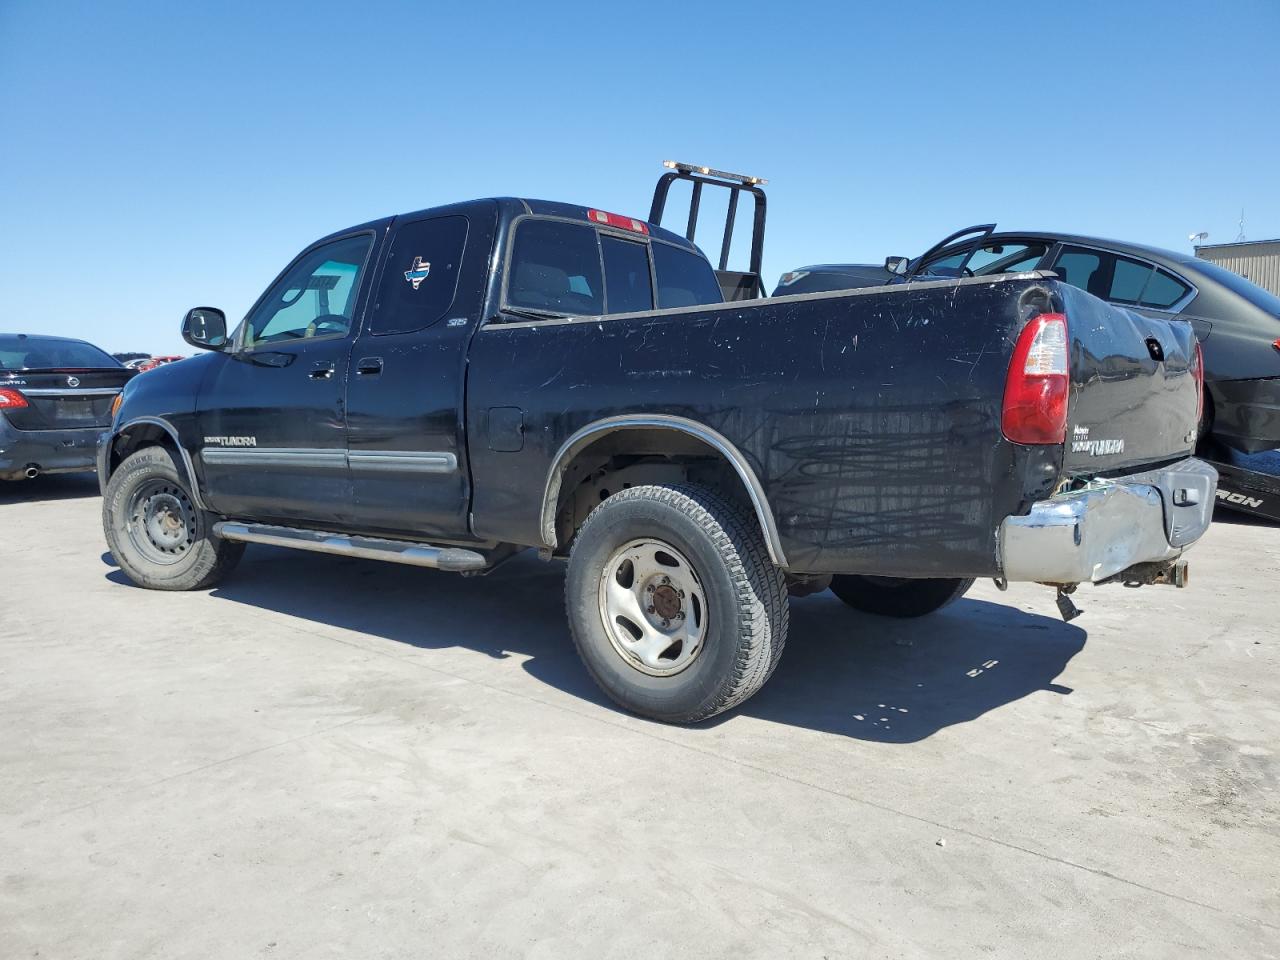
xmin=540 ymin=414 xmax=788 ymax=568
xmin=105 ymin=416 xmax=208 ymax=511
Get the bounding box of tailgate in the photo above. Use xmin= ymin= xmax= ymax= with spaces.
xmin=0 ymin=368 xmax=134 ymax=430
xmin=1058 ymin=284 xmax=1199 ymax=475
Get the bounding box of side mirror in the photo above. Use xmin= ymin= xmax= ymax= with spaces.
xmin=884 ymin=256 xmax=910 ymax=275
xmin=182 ymin=307 xmax=228 ymax=350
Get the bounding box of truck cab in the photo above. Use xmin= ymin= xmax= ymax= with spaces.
xmin=108 ymin=198 xmax=722 ymax=541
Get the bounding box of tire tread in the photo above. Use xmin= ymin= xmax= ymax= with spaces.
xmin=567 ymin=482 xmax=787 ymax=723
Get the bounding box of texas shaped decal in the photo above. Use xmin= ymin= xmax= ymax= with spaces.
xmin=404 ymin=257 xmax=431 ymax=290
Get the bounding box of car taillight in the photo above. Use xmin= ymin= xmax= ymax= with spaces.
xmin=1191 ymin=339 xmax=1205 ymax=423
xmin=1002 ymin=312 xmax=1069 ymax=445
xmin=1273 ymin=337 xmax=1280 ymax=352
xmin=0 ymin=387 xmax=30 ymax=410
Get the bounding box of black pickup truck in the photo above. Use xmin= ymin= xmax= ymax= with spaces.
xmin=98 ymin=166 xmax=1217 ymax=723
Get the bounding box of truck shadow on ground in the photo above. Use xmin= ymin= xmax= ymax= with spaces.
xmin=0 ymin=472 xmax=100 ymax=504
xmin=720 ymin=591 xmax=1082 ymax=742
xmin=107 ymin=547 xmax=1085 ymax=744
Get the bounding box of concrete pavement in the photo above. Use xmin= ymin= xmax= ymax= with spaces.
xmin=1 ymin=474 xmax=1277 ymax=958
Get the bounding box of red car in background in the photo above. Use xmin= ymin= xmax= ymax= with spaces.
xmin=136 ymin=355 xmax=184 ymax=372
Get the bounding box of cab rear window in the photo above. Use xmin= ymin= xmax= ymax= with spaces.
xmin=652 ymin=242 xmax=722 ymax=309
xmin=506 ymin=218 xmax=723 ymax=318
xmin=507 ymin=220 xmax=604 ymax=316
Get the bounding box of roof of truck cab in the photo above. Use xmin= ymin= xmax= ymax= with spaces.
xmin=309 ymin=198 xmax=700 ymax=255
xmin=517 ymin=198 xmax=698 ymax=250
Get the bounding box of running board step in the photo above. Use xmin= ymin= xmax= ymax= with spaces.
xmin=212 ymin=522 xmax=490 ymax=572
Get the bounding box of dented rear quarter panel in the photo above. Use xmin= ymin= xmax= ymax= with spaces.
xmin=467 ymin=273 xmax=1073 ymax=577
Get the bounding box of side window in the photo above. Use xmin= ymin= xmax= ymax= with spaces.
xmin=1109 ymin=256 xmax=1155 ymax=304
xmin=652 ymin=242 xmax=723 ymax=309
xmin=507 ymin=219 xmax=603 ymax=316
xmin=601 ymin=236 xmax=653 ymax=314
xmin=245 ymin=235 xmax=372 ymax=348
xmin=370 ymin=216 xmax=469 ymax=336
xmin=1053 ymin=248 xmax=1106 ymax=298
xmin=926 ymin=242 xmax=1047 ymax=277
xmin=1140 ymin=269 xmax=1191 ymax=309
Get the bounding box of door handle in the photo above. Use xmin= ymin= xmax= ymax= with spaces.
xmin=309 ymin=361 xmax=335 ymax=380
xmin=357 ymin=357 xmax=384 ymax=376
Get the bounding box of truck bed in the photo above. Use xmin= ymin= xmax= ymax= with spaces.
xmin=466 ymin=271 xmax=1200 ymax=576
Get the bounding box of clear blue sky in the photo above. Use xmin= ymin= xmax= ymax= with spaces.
xmin=2 ymin=0 xmax=1277 ymax=355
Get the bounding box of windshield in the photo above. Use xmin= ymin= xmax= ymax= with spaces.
xmin=0 ymin=335 xmax=121 ymax=371
xmin=1189 ymin=259 xmax=1280 ymax=316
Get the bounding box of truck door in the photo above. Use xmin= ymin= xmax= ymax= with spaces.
xmin=344 ymin=204 xmax=497 ymax=538
xmin=195 ymin=231 xmax=377 ymax=525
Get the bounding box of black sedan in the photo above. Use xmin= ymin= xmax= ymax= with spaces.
xmin=0 ymin=334 xmax=135 ymax=480
xmin=776 ymin=228 xmax=1280 ymax=454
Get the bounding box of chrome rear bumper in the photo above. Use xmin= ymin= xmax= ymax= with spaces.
xmin=999 ymin=458 xmax=1217 ymax=584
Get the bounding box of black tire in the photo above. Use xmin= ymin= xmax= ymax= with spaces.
xmin=565 ymin=483 xmax=788 ymax=724
xmin=829 ymin=575 xmax=973 ymax=618
xmin=103 ymin=446 xmax=244 ymax=591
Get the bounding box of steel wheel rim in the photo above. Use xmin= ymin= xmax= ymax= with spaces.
xmin=598 ymin=538 xmax=708 ymax=677
xmin=126 ymin=478 xmax=196 ymax=565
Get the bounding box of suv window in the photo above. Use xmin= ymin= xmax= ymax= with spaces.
xmin=245 ymin=234 xmax=372 ymax=348
xmin=652 ymin=241 xmax=723 ymax=309
xmin=371 ymin=216 xmax=469 ymax=336
xmin=926 ymin=241 xmax=1049 ymax=277
xmin=508 ymin=219 xmax=603 ymax=315
xmin=601 ymin=236 xmax=653 ymax=313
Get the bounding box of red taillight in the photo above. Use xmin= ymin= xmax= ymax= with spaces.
xmin=0 ymin=387 xmax=30 ymax=410
xmin=1002 ymin=313 xmax=1069 ymax=445
xmin=587 ymin=209 xmax=650 ymax=235
xmin=1273 ymin=338 xmax=1280 ymax=352
xmin=1191 ymin=339 xmax=1205 ymax=423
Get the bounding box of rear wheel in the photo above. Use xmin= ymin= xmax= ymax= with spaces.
xmin=103 ymin=446 xmax=244 ymax=590
xmin=565 ymin=483 xmax=788 ymax=723
xmin=830 ymin=575 xmax=973 ymax=618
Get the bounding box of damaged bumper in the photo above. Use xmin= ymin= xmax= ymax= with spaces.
xmin=999 ymin=458 xmax=1217 ymax=585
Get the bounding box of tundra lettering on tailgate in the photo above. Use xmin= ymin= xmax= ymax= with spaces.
xmin=1071 ymin=425 xmax=1125 ymax=457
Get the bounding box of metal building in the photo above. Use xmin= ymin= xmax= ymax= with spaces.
xmin=1195 ymin=239 xmax=1280 ymax=297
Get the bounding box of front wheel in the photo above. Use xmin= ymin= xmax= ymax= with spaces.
xmin=565 ymin=483 xmax=788 ymax=724
xmin=830 ymin=575 xmax=973 ymax=618
xmin=103 ymin=446 xmax=244 ymax=591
